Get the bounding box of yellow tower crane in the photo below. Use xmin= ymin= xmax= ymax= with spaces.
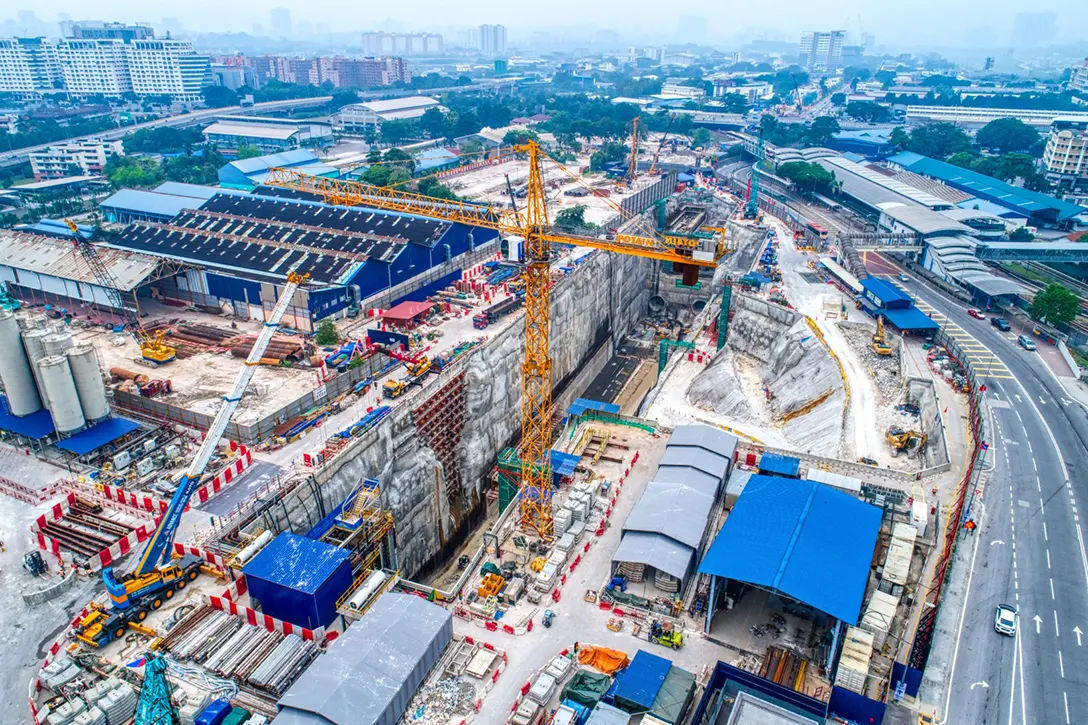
xmin=267 ymin=142 xmax=723 ymax=535
xmin=624 ymin=116 xmax=641 ymax=185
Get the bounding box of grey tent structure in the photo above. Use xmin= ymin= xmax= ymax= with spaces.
xmin=273 ymin=593 xmax=452 ymax=725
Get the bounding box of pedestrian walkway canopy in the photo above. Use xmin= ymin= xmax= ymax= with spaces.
xmin=699 ymin=476 xmax=882 ymax=624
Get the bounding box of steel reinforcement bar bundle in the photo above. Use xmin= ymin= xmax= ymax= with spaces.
xmin=159 ymin=607 xmax=319 ymax=695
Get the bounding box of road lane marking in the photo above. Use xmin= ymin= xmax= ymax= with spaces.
xmin=1048 ymin=550 xmax=1052 ymax=568
xmin=1064 ymin=692 xmax=1070 ymax=724
xmin=1060 ymin=650 xmax=1065 ymax=678
xmin=1055 ymin=610 xmax=1061 ymax=637
xmin=1044 ymin=522 xmax=1048 ymax=540
xmin=1052 ymin=579 xmax=1056 ymax=599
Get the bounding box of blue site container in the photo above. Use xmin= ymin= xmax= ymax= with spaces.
xmin=243 ymin=532 xmax=353 ymax=630
xmin=195 ymin=700 xmax=232 ymax=725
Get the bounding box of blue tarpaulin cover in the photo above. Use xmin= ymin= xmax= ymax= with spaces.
xmin=55 ymin=418 xmax=141 ymax=455
xmin=568 ymin=398 xmax=621 ymax=417
xmin=0 ymin=396 xmax=55 ymax=439
xmin=699 ymin=476 xmax=881 ymax=624
xmin=612 ymin=650 xmax=672 ymax=713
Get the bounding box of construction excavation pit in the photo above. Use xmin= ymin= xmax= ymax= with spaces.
xmin=9 ymin=155 xmax=968 ymax=725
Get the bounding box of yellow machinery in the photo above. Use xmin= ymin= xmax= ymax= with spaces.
xmin=407 ymin=356 xmax=432 ymax=377
xmin=268 ymin=141 xmax=722 ymax=535
xmin=886 ymin=427 xmax=928 ymax=454
xmin=65 ymin=219 xmax=177 ymax=364
xmin=624 ymin=116 xmax=641 ymax=185
xmin=478 ymin=572 xmax=506 ymax=598
xmin=872 ymin=317 xmax=893 ymax=356
xmin=383 ymin=379 xmax=407 ymax=398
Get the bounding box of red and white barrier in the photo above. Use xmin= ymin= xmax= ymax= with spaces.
xmin=172 ymin=542 xmax=228 ymax=569
xmin=28 ymin=491 xmax=151 ymax=571
xmin=209 ymin=574 xmax=323 ymax=642
xmin=193 ymin=446 xmax=253 ymax=505
xmin=686 ymin=351 xmax=710 ymax=364
xmin=0 ymin=473 xmax=68 ymax=505
xmin=97 ymin=483 xmax=169 ymax=516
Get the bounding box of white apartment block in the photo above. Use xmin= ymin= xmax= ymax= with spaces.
xmin=799 ymin=30 xmax=844 ymax=71
xmin=0 ymin=35 xmax=208 ymax=101
xmin=28 ymin=138 xmax=124 ymax=180
xmin=1070 ymin=58 xmax=1088 ymax=94
xmin=126 ymin=39 xmax=209 ymax=101
xmin=1044 ymin=118 xmax=1088 ymax=191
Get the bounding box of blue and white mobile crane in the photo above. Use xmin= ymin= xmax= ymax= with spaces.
xmin=75 ymin=272 xmax=309 ymax=647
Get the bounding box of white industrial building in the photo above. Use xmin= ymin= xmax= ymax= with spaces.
xmin=905 ymin=105 xmax=1088 ymax=128
xmin=336 ymin=96 xmax=445 ymax=132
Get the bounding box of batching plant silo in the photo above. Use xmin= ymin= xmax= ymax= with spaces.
xmin=22 ymin=327 xmax=52 ymax=408
xmin=67 ymin=345 xmax=110 ymax=423
xmin=0 ymin=310 xmax=42 ymax=415
xmin=37 ymin=355 xmax=85 ymax=434
xmin=43 ymin=330 xmax=73 ymax=358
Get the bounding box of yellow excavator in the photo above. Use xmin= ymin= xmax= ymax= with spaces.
xmin=886 ymin=426 xmax=927 ymax=455
xmin=872 ymin=316 xmax=893 ymax=356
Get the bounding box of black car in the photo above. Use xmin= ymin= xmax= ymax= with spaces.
xmin=991 ymin=318 xmax=1011 ymax=331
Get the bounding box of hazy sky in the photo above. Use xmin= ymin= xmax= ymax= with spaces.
xmin=7 ymin=0 xmax=1087 ymax=48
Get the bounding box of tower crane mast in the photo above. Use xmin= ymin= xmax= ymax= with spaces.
xmin=268 ymin=144 xmax=720 ymax=534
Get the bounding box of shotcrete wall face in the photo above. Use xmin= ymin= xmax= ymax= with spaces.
xmin=689 ymin=293 xmax=846 ymax=455
xmin=262 ymin=251 xmax=651 ymax=577
xmin=907 ymin=378 xmax=949 ymax=468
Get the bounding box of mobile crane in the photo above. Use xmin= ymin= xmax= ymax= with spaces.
xmin=76 ymin=271 xmax=309 ymax=646
xmin=268 ymin=141 xmax=723 ymax=535
xmin=66 ymin=219 xmax=176 ymax=364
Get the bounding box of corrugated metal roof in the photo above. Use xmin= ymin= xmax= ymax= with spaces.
xmin=699 ymin=475 xmax=882 ymax=624
xmin=229 ymin=149 xmax=320 ymax=174
xmin=657 ymin=447 xmax=729 ymax=484
xmin=804 ymin=468 xmax=862 ymax=493
xmin=204 ymin=122 xmax=299 ymax=140
xmin=759 ymin=453 xmax=800 ymax=478
xmin=668 ymin=425 xmax=738 ymax=462
xmin=274 ymin=593 xmax=453 ymax=725
xmin=0 ymin=231 xmax=160 ymax=291
xmin=354 ymin=96 xmax=440 ymax=113
xmin=100 ymin=188 xmax=208 ymax=218
xmin=822 ymin=156 xmax=950 ymax=209
xmin=861 ymin=590 xmax=899 ymax=634
xmin=622 ymin=479 xmax=715 ymax=549
xmin=880 ymin=204 xmax=975 ymax=236
xmin=612 ymin=531 xmax=694 ymax=586
xmin=244 ymin=533 xmax=351 ymax=593
xmin=882 ymin=522 xmax=917 ymax=586
xmin=152 ymin=181 xmax=226 ymax=200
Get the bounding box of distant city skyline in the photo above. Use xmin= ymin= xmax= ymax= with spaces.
xmin=0 ymin=2 xmax=1085 ymax=52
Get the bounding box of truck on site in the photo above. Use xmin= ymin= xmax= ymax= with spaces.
xmin=76 ymin=272 xmax=310 ymax=648
xmin=473 ymin=292 xmax=525 ymax=329
xmin=382 ymin=355 xmax=433 ymax=399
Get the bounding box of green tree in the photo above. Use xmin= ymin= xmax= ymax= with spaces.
xmin=845 ymin=101 xmax=892 ymax=122
xmin=777 ymin=161 xmax=837 ymax=196
xmin=417 ymin=176 xmax=458 ymax=200
xmin=235 ymin=144 xmax=262 ymax=160
xmin=975 ymin=118 xmax=1039 ymax=154
xmin=589 ymin=141 xmax=627 ymax=171
xmin=314 ymin=320 xmax=339 ymax=345
xmin=380 ymin=119 xmax=415 ymax=145
xmin=875 ymin=69 xmax=896 ymax=88
xmin=554 ymin=205 xmax=597 ymax=231
xmin=201 ymin=84 xmax=239 ymax=108
xmin=691 ymin=128 xmax=711 ymax=148
xmin=421 ymin=107 xmax=447 ymax=138
xmin=503 ymin=128 xmax=540 ymax=145
xmin=1028 ymin=283 xmax=1080 ymax=326
xmin=804 ymin=116 xmax=840 ymax=146
xmin=387 ymin=167 xmax=411 ymax=186
xmin=830 ymin=92 xmax=847 ymax=106
xmin=889 ymin=126 xmax=910 ymax=147
xmin=904 ymin=122 xmax=972 ymax=158
xmin=1009 ymin=226 xmax=1035 ymax=242
xmin=383 ymin=147 xmax=415 ymax=173
xmin=360 ymin=164 xmax=391 ymax=186
xmin=105 ymin=157 xmax=164 ymax=189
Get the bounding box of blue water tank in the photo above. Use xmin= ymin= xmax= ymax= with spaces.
xmin=242 ymin=533 xmax=353 ymax=629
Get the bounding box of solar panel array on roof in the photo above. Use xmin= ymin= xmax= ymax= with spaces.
xmin=202 ymin=194 xmax=450 ymax=245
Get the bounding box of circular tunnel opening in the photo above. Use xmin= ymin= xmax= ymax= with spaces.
xmin=692 ymin=300 xmax=707 ymax=314
xmin=649 ymin=295 xmax=666 ymax=314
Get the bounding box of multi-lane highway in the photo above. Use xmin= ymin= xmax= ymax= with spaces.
xmin=871 ymin=255 xmax=1088 ymax=725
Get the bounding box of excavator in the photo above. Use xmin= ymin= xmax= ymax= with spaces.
xmin=886 ymin=426 xmax=927 ymax=455
xmin=871 ymin=316 xmax=893 ymax=356
xmin=75 ymin=271 xmax=309 ymax=647
xmin=66 ymin=219 xmax=176 ymax=365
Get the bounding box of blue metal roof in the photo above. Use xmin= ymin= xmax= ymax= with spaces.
xmin=243 ymin=532 xmax=352 ymax=594
xmin=698 ymin=476 xmax=882 ymax=624
xmin=551 ymin=450 xmax=580 ymax=478
xmin=152 ymin=182 xmax=226 ymax=201
xmin=414 ymin=147 xmax=460 ymax=173
xmin=0 ymin=396 xmax=54 ymax=439
xmin=228 ymin=149 xmax=320 ymax=175
xmin=888 ymin=152 xmax=1085 ymax=222
xmin=15 ymin=218 xmax=93 ymax=239
xmin=612 ymin=650 xmax=672 ymax=711
xmin=568 ymin=398 xmax=621 ymax=417
xmin=100 ymin=188 xmax=208 ymax=218
xmin=759 ymin=453 xmax=800 ymax=478
xmin=882 ymin=306 xmax=940 ymax=331
xmin=860 ymin=278 xmax=911 ymax=307
xmin=54 ymin=417 xmax=141 ymax=455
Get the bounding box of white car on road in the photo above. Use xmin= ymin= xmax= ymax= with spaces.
xmin=994 ymin=604 xmax=1017 ymax=636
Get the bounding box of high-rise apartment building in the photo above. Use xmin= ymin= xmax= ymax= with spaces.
xmin=1070 ymin=58 xmax=1088 ymax=94
xmin=247 ymin=54 xmax=409 ymax=88
xmin=56 ymin=39 xmax=132 ymax=95
xmin=477 ymin=25 xmax=507 ymax=56
xmin=62 ymin=21 xmax=154 ymax=41
xmin=1012 ymin=12 xmax=1057 ymax=48
xmin=126 ymin=38 xmax=209 ymax=101
xmin=361 ymin=32 xmax=443 ymax=56
xmin=799 ymin=30 xmax=845 ymax=70
xmin=1044 ymin=117 xmax=1088 ymax=192
xmin=0 ymin=37 xmax=62 ymax=93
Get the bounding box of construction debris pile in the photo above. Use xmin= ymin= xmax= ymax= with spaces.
xmin=836 ymin=322 xmax=903 ymax=403
xmin=159 ymin=607 xmax=319 ymax=698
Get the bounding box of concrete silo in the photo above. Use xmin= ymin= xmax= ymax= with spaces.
xmin=67 ymin=345 xmax=111 ymax=423
xmin=37 ymin=355 xmax=85 ymax=434
xmin=0 ymin=310 xmax=42 ymax=416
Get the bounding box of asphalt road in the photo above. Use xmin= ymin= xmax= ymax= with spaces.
xmin=872 ymin=257 xmax=1088 ymax=725
xmin=0 ymin=96 xmax=332 ymax=167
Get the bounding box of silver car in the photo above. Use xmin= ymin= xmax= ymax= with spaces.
xmin=995 ymin=604 xmax=1017 ymax=636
